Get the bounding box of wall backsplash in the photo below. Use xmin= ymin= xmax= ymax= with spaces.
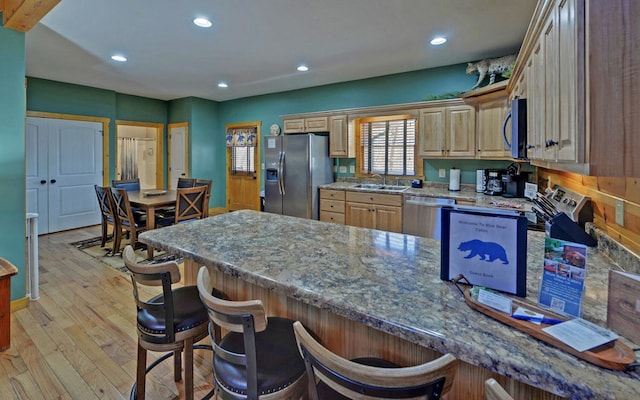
xmin=333 ymin=158 xmax=536 ymax=185
xmin=539 ymin=168 xmax=640 ymax=256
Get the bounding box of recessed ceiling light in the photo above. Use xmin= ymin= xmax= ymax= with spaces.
xmin=193 ymin=17 xmax=212 ymax=28
xmin=297 ymin=65 xmax=309 ymax=72
xmin=430 ymin=37 xmax=447 ymax=46
xmin=111 ymin=54 xmax=127 ymax=62
xmin=218 ymin=82 xmax=228 ymax=88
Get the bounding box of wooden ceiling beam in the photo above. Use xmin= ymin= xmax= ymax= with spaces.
xmin=1 ymin=0 xmax=60 ymax=32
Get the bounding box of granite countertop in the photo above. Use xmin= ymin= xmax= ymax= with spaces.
xmin=319 ymin=181 xmax=532 ymax=211
xmin=139 ymin=210 xmax=639 ymax=399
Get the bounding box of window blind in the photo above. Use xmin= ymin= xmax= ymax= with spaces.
xmin=360 ymin=117 xmax=416 ymax=176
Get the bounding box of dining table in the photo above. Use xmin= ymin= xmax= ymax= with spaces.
xmin=127 ymin=189 xmax=177 ymax=258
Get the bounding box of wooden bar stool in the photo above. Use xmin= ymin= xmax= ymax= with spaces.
xmin=293 ymin=321 xmax=458 ymax=399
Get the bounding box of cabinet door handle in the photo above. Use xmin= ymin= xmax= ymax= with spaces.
xmin=40 ymin=180 xmax=47 ymax=184
xmin=545 ymin=140 xmax=558 ymax=148
xmin=50 ymin=179 xmax=57 ymax=184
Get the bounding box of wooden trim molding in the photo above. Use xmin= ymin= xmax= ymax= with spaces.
xmin=1 ymin=0 xmax=61 ymax=32
xmin=10 ymin=296 xmax=29 ymax=311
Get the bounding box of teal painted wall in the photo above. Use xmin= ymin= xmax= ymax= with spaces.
xmin=0 ymin=17 xmax=27 ymax=300
xmin=190 ymin=98 xmax=222 ymax=206
xmin=115 ymin=93 xmax=168 ymax=122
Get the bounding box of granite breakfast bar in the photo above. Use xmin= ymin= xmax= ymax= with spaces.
xmin=139 ymin=210 xmax=640 ymax=400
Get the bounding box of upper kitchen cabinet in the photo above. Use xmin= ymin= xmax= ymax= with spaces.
xmin=418 ymin=100 xmax=475 ymax=158
xmin=463 ymin=81 xmax=511 ymax=159
xmin=283 ymin=116 xmax=329 ymax=134
xmin=508 ymin=0 xmax=640 ymax=176
xmin=329 ymin=115 xmax=354 ymax=158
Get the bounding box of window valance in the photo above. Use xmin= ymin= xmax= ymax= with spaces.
xmin=226 ymin=127 xmax=257 ymax=147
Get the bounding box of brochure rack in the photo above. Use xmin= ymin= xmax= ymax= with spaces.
xmin=459 ymin=285 xmax=636 ymax=371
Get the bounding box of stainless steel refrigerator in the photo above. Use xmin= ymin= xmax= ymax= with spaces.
xmin=264 ymin=134 xmax=333 ymax=219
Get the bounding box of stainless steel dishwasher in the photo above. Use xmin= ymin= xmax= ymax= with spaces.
xmin=402 ymin=196 xmax=455 ymax=239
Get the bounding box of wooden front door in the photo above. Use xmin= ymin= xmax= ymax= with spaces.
xmin=226 ymin=122 xmax=261 ymax=212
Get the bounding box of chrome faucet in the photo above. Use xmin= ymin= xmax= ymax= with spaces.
xmin=372 ymin=174 xmax=385 ymax=185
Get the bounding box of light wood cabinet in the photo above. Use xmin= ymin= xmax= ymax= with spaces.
xmin=329 ymin=115 xmax=353 ymax=158
xmin=320 ymin=189 xmax=345 ymax=224
xmin=345 ymin=191 xmax=402 ymax=233
xmin=418 ymin=101 xmax=476 ymax=158
xmin=509 ymin=0 xmax=639 ymax=176
xmin=463 ymin=83 xmax=511 ymax=159
xmin=283 ymin=117 xmax=329 ymax=134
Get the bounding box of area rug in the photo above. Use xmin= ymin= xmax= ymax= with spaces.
xmin=70 ymin=236 xmax=180 ymax=274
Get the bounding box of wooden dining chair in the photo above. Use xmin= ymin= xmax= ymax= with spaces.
xmin=122 ymin=245 xmax=211 ymax=400
xmin=485 ymin=378 xmax=514 ymax=400
xmin=94 ymin=185 xmax=120 ymax=255
xmin=197 ymin=266 xmax=308 ymax=400
xmin=112 ymin=178 xmax=141 ymax=191
xmin=110 ymin=187 xmax=148 ymax=253
xmin=156 ymin=185 xmax=207 ymax=227
xmin=194 ymin=179 xmax=212 ymax=217
xmin=293 ymin=321 xmax=458 ymax=400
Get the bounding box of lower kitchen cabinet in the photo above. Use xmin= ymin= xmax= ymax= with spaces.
xmin=345 ymin=191 xmax=402 ymax=233
xmin=320 ymin=189 xmax=345 ymax=224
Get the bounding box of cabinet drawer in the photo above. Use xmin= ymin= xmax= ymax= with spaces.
xmin=321 ymin=199 xmax=345 ymax=213
xmin=320 ymin=211 xmax=345 ymax=224
xmin=320 ymin=189 xmax=345 ymax=201
xmin=346 ymin=191 xmax=402 ymax=206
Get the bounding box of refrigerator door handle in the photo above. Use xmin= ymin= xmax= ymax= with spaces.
xmin=279 ymin=151 xmax=286 ymax=195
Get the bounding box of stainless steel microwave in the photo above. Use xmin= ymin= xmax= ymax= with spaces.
xmin=502 ymin=98 xmax=528 ymax=159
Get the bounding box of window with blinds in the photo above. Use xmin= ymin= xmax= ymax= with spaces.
xmin=359 ymin=116 xmax=416 ymax=176
xmin=232 ymin=146 xmax=255 ymax=175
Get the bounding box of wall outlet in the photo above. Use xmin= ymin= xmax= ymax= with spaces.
xmin=615 ymin=199 xmax=625 ymax=226
xmin=261 ymin=163 xmax=265 ymax=170
xmin=439 ymin=168 xmax=446 ymax=178
xmin=349 ymin=165 xmax=355 ymax=173
xmin=339 ymin=166 xmax=347 ymax=173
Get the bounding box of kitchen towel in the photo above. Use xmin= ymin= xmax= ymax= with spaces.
xmin=449 ymin=168 xmax=461 ymax=191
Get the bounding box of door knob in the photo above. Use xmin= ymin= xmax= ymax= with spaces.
xmin=50 ymin=179 xmax=57 ymax=184
xmin=40 ymin=180 xmax=46 ymax=184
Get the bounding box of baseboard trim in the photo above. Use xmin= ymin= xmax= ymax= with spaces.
xmin=11 ymin=296 xmax=30 ymax=312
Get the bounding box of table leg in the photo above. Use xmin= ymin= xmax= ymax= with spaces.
xmin=146 ymin=206 xmax=155 ymax=260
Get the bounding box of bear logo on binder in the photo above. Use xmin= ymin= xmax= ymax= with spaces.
xmin=458 ymin=240 xmax=509 ymax=264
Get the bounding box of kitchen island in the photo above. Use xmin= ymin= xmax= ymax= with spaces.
xmin=139 ymin=210 xmax=640 ymax=400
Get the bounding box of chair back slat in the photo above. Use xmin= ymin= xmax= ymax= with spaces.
xmin=175 ymin=185 xmax=207 ymax=223
xmin=95 ymin=185 xmax=116 ymax=219
xmin=111 ymin=187 xmax=141 ymax=228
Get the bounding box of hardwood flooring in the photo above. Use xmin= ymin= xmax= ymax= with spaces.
xmin=2 ymin=226 xmax=214 ymax=399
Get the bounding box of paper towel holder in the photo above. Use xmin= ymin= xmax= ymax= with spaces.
xmin=449 ymin=167 xmax=461 ymax=191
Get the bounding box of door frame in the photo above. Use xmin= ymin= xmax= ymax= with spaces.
xmin=116 ymin=120 xmax=164 ymax=188
xmin=226 ymin=121 xmax=262 ymax=211
xmin=168 ymin=122 xmax=189 ymax=188
xmin=27 ymin=111 xmax=110 ymax=185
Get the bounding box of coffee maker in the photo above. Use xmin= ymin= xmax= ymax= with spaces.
xmin=502 ymin=163 xmax=529 ymax=198
xmin=483 ymin=170 xmax=504 ymax=196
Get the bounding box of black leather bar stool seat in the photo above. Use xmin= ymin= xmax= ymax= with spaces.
xmin=137 ymin=285 xmax=208 ymax=337
xmin=215 ymin=317 xmax=305 ymax=397
xmin=317 ymin=357 xmax=401 ymax=400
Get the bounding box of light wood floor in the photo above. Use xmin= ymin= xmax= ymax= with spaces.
xmin=2 ymin=226 xmax=215 ymax=399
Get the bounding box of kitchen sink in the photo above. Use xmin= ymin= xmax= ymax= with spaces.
xmin=352 ymin=183 xmax=410 ymax=192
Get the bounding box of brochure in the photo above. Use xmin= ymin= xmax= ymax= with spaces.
xmin=538 ymin=237 xmax=587 ymax=317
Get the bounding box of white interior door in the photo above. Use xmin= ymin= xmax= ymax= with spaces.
xmin=26 ymin=118 xmax=50 ymax=234
xmin=26 ymin=117 xmax=103 ymax=234
xmin=168 ymin=123 xmax=188 ymax=189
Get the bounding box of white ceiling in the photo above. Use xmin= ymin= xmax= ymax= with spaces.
xmin=25 ymin=0 xmax=537 ymax=102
